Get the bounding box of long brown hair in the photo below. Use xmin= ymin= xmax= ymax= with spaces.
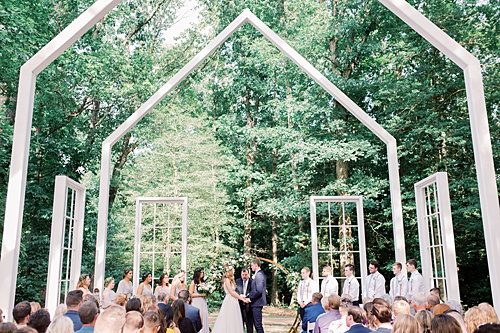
xmin=172 ymin=300 xmax=185 ymax=326
xmin=76 ymin=274 xmax=90 ymax=289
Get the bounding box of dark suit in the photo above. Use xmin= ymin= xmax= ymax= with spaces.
xmin=301 ymin=302 xmax=325 ymax=332
xmin=236 ymin=277 xmax=254 ymax=333
xmin=346 ymin=324 xmax=372 ymax=333
xmin=248 ymin=269 xmax=267 ymax=333
xmin=178 ymin=317 xmax=196 ymax=333
xmin=184 ymin=302 xmax=202 ymax=332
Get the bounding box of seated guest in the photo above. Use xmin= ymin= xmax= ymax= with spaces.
xmin=13 ymin=326 xmax=37 ymax=332
xmin=114 ymin=294 xmax=128 ymax=308
xmin=13 ymin=302 xmax=31 ymax=328
xmin=431 ymin=314 xmax=462 ymax=333
xmin=392 ymin=300 xmax=410 ymax=319
xmin=0 ymin=322 xmax=17 ymax=333
xmin=94 ymin=306 xmax=126 ymax=333
xmin=474 ymin=323 xmax=500 ymax=333
xmin=393 ymin=314 xmax=420 ymax=333
xmin=371 ymin=298 xmax=392 ymax=332
xmin=64 ymin=290 xmax=84 ymax=331
xmin=177 ymin=290 xmax=201 ymax=332
xmin=142 ymin=311 xmax=162 ymax=333
xmin=432 ymin=304 xmax=450 ymax=316
xmin=46 ymin=315 xmax=74 ymax=333
xmin=314 ymin=294 xmax=341 ymax=333
xmin=157 ymin=293 xmax=173 ymax=321
xmin=427 ymin=294 xmax=441 ymax=311
xmin=126 ymin=298 xmax=143 ymax=314
xmin=415 ymin=310 xmax=433 ymax=333
xmin=410 ymin=292 xmax=428 ymax=314
xmin=172 ymin=300 xmax=195 ymax=333
xmin=29 ymin=303 xmax=41 ymax=315
xmin=27 ymin=309 xmax=51 ymax=333
xmin=75 ymin=301 xmax=99 ymax=333
xmin=328 ymin=296 xmax=352 ymax=333
xmin=345 ymin=307 xmax=370 ymax=333
xmin=122 ymin=311 xmax=144 ymax=333
xmin=302 ymin=292 xmax=325 ymax=333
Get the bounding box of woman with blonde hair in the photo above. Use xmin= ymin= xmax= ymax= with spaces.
xmin=415 ymin=310 xmax=433 ymax=333
xmin=465 ymin=306 xmax=494 ymax=333
xmin=102 ymin=277 xmax=116 ymax=309
xmin=478 ymin=302 xmax=499 ymax=322
xmin=393 ymin=314 xmax=420 ymax=333
xmin=76 ymin=274 xmax=91 ymax=296
xmin=212 ymin=266 xmax=247 ymax=333
xmin=46 ymin=315 xmax=74 ymax=333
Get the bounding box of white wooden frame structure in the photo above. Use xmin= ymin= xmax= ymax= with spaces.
xmin=133 ymin=197 xmax=188 ymax=293
xmin=310 ymin=196 xmax=368 ymax=295
xmin=415 ymin=172 xmax=460 ymax=302
xmin=0 ymin=0 xmax=499 ymax=316
xmin=45 ymin=176 xmax=86 ymax=316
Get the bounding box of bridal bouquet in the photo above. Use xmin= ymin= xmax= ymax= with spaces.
xmin=198 ymin=281 xmax=217 ymax=295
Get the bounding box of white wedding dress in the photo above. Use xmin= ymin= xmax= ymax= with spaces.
xmin=212 ymin=281 xmax=244 ymax=333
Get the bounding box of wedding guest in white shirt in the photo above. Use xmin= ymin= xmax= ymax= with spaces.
xmin=389 ymin=262 xmax=408 ymax=299
xmin=364 ymin=260 xmax=386 ymax=301
xmin=406 ymin=259 xmax=425 ymax=301
xmin=321 ymin=266 xmax=339 ymax=298
xmin=297 ymin=267 xmax=319 ymax=320
xmin=342 ymin=264 xmax=359 ymax=306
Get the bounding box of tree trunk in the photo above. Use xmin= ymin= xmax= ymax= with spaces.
xmin=244 ymin=89 xmax=255 ymax=255
xmin=270 ymin=148 xmax=279 ymax=305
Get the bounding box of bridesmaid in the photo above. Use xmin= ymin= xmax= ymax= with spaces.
xmin=154 ymin=273 xmax=171 ymax=301
xmin=170 ymin=271 xmax=187 ymax=301
xmin=101 ymin=277 xmax=116 ymax=309
xmin=189 ymin=268 xmax=209 ymax=333
xmin=116 ymin=269 xmax=134 ymax=298
xmin=76 ymin=274 xmax=91 ymax=295
xmin=137 ymin=272 xmax=153 ymax=296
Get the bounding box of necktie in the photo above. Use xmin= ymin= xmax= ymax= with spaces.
xmin=243 ymin=280 xmax=247 ymax=295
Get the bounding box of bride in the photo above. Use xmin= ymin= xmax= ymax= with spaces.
xmin=212 ymin=266 xmax=248 ymax=333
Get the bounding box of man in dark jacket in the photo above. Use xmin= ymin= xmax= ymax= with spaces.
xmin=177 ymin=290 xmax=202 ymax=332
xmin=302 ymin=292 xmax=324 ymax=333
xmin=236 ymin=268 xmax=253 ymax=333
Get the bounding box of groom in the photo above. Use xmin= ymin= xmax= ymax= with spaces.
xmin=246 ymin=258 xmax=267 ymax=333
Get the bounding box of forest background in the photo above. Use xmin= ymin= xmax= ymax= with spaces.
xmin=0 ymin=0 xmax=498 ymax=308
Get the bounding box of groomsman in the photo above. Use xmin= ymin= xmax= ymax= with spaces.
xmin=320 ymin=265 xmax=339 ymax=298
xmin=236 ymin=268 xmax=253 ymax=333
xmin=297 ymin=267 xmax=319 ymax=320
xmin=364 ymin=260 xmax=386 ymax=300
xmin=389 ymin=262 xmax=408 ymax=299
xmin=342 ymin=264 xmax=359 ymax=306
xmin=406 ymin=259 xmax=425 ymax=301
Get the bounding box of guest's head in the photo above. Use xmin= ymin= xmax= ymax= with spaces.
xmin=433 ymin=303 xmax=451 ymax=316
xmin=445 ymin=300 xmax=463 ymax=315
xmin=27 ymin=309 xmax=50 ymax=333
xmin=54 ymin=305 xmax=67 ymax=317
xmin=477 ymin=302 xmax=499 ymax=322
xmin=411 ymin=292 xmax=428 ymax=311
xmin=465 ymin=306 xmax=494 ymax=333
xmin=83 ymin=294 xmax=100 ymax=309
xmin=393 ymin=314 xmax=420 ymax=333
xmin=394 ymin=296 xmax=408 ymax=303
xmin=104 ymin=277 xmax=115 ymax=290
xmin=126 ymin=298 xmax=142 ymax=313
xmin=78 ymin=301 xmax=99 ymax=326
xmin=445 ymin=310 xmax=467 ymax=333
xmin=122 ymin=311 xmax=144 ymax=333
xmin=363 ymin=302 xmax=376 ymax=329
xmin=65 ymin=290 xmax=83 ymax=310
xmin=142 ymin=311 xmax=161 ymax=333
xmin=94 ymin=306 xmax=126 ymax=333
xmin=474 ymin=323 xmax=500 ymax=333
xmin=115 ymin=294 xmax=128 ymax=307
xmin=177 ymin=290 xmax=191 ymax=304
xmin=13 ymin=301 xmax=31 ymax=325
xmin=327 ymin=295 xmax=341 ymax=311
xmin=392 ymin=299 xmax=410 ymax=318
xmin=415 ymin=310 xmax=433 ymax=333
xmin=0 ymin=322 xmax=17 ymax=333
xmin=300 ymin=267 xmax=311 ymax=280
xmin=46 ymin=315 xmax=74 ymax=333
xmin=431 ymin=314 xmax=462 ymax=333
xmin=172 ymin=300 xmax=185 ymax=327
xmin=371 ymin=298 xmax=392 ymax=325
xmin=427 ymin=294 xmax=441 ymax=309
xmin=14 ymin=326 xmax=37 ymax=332
xmin=157 ymin=293 xmax=168 ymax=304
xmin=346 ymin=306 xmax=366 ymax=327
xmin=140 ymin=295 xmax=156 ymax=313
xmin=311 ymin=292 xmax=322 ymax=304
xmin=29 ymin=303 xmax=41 ymax=315
xmin=193 ymin=268 xmax=205 ymax=284
xmin=430 ymin=287 xmax=441 ymax=298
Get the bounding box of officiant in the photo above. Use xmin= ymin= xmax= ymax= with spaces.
xmin=236 ymin=268 xmax=254 ymax=333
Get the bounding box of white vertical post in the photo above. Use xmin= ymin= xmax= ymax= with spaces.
xmin=310 ymin=197 xmax=319 ymax=282
xmin=356 ymin=197 xmax=368 ymax=296
xmin=181 ymin=199 xmax=188 ymax=272
xmin=415 ymin=179 xmax=433 ymax=292
xmin=133 ymin=199 xmax=142 ymax=293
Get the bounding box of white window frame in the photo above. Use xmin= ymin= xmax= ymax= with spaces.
xmin=45 ymin=176 xmax=85 ymax=316
xmin=415 ymin=172 xmax=460 ymax=301
xmin=310 ymin=196 xmax=368 ymax=295
xmin=133 ymin=197 xmax=188 ymax=292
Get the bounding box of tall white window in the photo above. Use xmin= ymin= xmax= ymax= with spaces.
xmin=310 ymin=196 xmax=367 ymax=295
xmin=415 ymin=172 xmax=460 ymax=301
xmin=46 ymin=176 xmax=85 ymax=315
xmin=134 ymin=197 xmax=188 ymax=291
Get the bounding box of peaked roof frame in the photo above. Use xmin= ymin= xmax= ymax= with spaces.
xmin=0 ymin=0 xmax=498 ymax=317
